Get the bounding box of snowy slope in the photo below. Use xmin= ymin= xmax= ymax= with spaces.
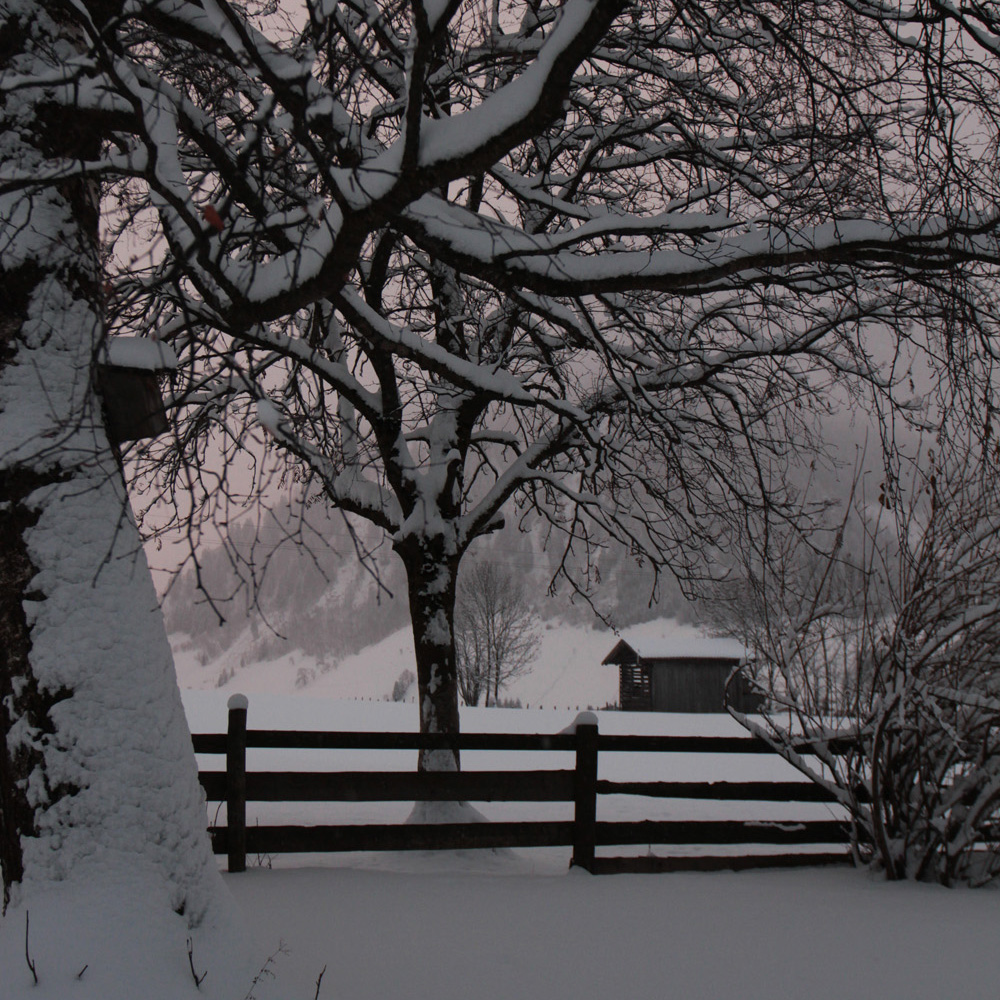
xmin=171 ymin=616 xmax=713 ymax=708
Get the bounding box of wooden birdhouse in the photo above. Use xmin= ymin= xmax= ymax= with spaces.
xmin=97 ymin=337 xmax=178 ymax=444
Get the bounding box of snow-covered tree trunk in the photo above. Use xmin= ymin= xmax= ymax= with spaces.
xmin=396 ymin=533 xmax=462 ymax=772
xmin=0 ymin=3 xmax=238 ymax=989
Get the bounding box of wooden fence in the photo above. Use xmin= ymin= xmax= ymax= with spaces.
xmin=192 ymin=697 xmax=856 ymax=875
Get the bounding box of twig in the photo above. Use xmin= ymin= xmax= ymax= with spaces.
xmin=25 ymin=911 xmax=38 ymax=984
xmin=313 ymin=965 xmax=327 ymax=1000
xmin=76 ymin=964 xmax=89 ymax=979
xmin=243 ymin=941 xmax=288 ymax=1000
xmin=187 ymin=937 xmax=207 ymax=989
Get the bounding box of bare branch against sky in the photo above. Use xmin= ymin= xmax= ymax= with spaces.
xmin=6 ymin=0 xmax=998 ymax=761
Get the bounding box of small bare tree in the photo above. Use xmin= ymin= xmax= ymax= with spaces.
xmin=455 ymin=562 xmax=539 ymax=707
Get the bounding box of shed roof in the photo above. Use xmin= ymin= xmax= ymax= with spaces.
xmin=602 ymin=635 xmax=747 ymax=666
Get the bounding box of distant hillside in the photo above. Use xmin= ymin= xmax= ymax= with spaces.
xmin=163 ymin=505 xmax=699 ymax=693
xmin=171 ymin=616 xmax=711 ymax=709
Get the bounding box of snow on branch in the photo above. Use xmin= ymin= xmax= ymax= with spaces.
xmin=405 ymin=208 xmax=1000 ymax=299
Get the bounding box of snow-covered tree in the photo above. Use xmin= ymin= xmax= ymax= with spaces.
xmin=0 ymin=2 xmax=241 ymax=993
xmin=726 ymin=407 xmax=1000 ymax=884
xmin=30 ymin=0 xmax=1000 ymax=768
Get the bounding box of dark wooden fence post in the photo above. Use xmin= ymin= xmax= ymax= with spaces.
xmin=571 ymin=713 xmax=599 ymax=872
xmin=226 ymin=693 xmax=248 ymax=873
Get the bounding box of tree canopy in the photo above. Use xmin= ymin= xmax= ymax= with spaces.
xmin=10 ymin=0 xmax=1000 ymax=760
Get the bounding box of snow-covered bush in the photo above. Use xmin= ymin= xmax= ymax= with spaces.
xmin=295 ymin=666 xmax=318 ymax=689
xmin=726 ymin=438 xmax=1000 ymax=884
xmin=392 ymin=669 xmax=416 ymax=702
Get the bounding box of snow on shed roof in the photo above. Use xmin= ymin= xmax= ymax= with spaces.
xmin=602 ymin=635 xmax=747 ymax=665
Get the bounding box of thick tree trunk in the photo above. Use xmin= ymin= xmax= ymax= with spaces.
xmin=0 ymin=0 xmax=223 ymax=931
xmin=396 ymin=533 xmax=462 ymax=772
xmin=0 ymin=469 xmax=54 ymax=899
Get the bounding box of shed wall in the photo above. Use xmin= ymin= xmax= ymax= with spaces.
xmin=619 ymin=663 xmax=652 ymax=711
xmin=650 ymin=660 xmax=732 ymax=713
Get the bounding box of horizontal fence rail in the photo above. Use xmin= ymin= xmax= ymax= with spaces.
xmin=193 ymin=731 xmax=578 ymax=752
xmin=193 ymin=698 xmax=857 ymax=875
xmin=197 ymin=770 xmax=576 ymax=803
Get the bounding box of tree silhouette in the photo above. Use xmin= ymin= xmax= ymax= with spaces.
xmin=19 ymin=0 xmax=1000 ymax=767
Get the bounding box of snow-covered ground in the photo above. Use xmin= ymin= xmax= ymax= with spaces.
xmin=178 ymin=688 xmax=1000 ymax=1000
xmin=7 ymin=623 xmax=998 ymax=1000
xmin=228 ymin=863 xmax=1000 ymax=1000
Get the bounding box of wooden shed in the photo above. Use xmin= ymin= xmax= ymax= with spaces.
xmin=603 ymin=636 xmax=763 ymax=713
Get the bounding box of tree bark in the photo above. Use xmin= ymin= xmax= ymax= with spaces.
xmin=0 ymin=468 xmax=61 ymax=903
xmin=396 ymin=533 xmax=462 ymax=771
xmin=0 ymin=0 xmax=221 ymax=925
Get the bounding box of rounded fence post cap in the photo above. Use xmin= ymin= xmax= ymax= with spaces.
xmin=227 ymin=693 xmax=249 ymax=711
xmin=559 ymin=710 xmax=598 ymax=734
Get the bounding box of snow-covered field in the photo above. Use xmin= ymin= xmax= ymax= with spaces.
xmin=172 ymin=617 xmax=711 ymax=709
xmin=6 ymin=624 xmax=999 ymax=1000
xmin=228 ymin=863 xmax=1000 ymax=1000
xmin=177 ymin=689 xmax=1000 ymax=1000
